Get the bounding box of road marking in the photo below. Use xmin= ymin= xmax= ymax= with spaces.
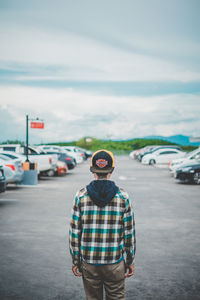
xmin=154 ymin=164 xmax=169 ymax=169
xmin=16 ymin=184 xmax=39 ymax=188
xmin=0 ymin=199 xmax=18 ymax=202
xmin=119 ymin=176 xmax=127 ymax=180
xmin=118 ymin=176 xmax=136 ymax=181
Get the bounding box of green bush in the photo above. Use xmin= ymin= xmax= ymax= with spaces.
xmin=39 ymin=137 xmax=198 ymax=154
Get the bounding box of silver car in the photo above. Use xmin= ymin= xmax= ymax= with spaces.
xmin=0 ymin=155 xmax=24 ymax=184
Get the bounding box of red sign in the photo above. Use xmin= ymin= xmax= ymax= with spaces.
xmin=30 ymin=122 xmax=44 ymax=129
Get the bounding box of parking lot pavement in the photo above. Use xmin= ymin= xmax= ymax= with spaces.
xmin=0 ymin=157 xmax=200 ymax=300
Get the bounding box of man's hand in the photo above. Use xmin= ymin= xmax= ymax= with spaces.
xmin=72 ymin=265 xmax=82 ymax=277
xmin=125 ymin=264 xmax=135 ymax=278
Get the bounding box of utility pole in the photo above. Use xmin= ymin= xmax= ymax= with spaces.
xmin=25 ymin=114 xmax=44 ymax=162
xmin=26 ymin=114 xmax=29 ymax=162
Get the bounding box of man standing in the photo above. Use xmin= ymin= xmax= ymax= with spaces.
xmin=69 ymin=150 xmax=136 ymax=300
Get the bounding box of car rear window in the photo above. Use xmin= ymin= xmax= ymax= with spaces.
xmin=1 ymin=147 xmax=16 ymax=152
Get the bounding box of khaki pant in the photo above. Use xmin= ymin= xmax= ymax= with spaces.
xmin=82 ymin=260 xmax=126 ymax=300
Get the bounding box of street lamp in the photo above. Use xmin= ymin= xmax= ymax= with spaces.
xmin=26 ymin=115 xmax=44 ymax=162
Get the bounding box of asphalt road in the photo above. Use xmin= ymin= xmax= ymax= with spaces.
xmin=0 ymin=156 xmax=200 ymax=300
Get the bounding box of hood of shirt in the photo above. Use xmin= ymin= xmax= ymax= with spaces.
xmin=86 ymin=180 xmax=119 ymax=208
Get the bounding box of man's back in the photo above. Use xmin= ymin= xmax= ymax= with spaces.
xmin=70 ymin=185 xmax=135 ymax=266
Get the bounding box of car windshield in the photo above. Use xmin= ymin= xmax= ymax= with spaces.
xmin=47 ymin=151 xmax=59 ymax=154
xmin=2 ymin=153 xmax=18 ymax=159
xmin=185 ymin=148 xmax=199 ymax=157
xmin=0 ymin=155 xmax=10 ymax=161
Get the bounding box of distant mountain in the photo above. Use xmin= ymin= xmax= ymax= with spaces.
xmin=142 ymin=135 xmax=199 ymax=146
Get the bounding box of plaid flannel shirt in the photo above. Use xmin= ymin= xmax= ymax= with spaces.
xmin=69 ymin=187 xmax=136 ymax=266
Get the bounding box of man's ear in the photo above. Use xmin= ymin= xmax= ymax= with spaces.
xmin=107 ymin=173 xmax=111 ymax=179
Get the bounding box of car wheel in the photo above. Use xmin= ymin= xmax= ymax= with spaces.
xmin=149 ymin=159 xmax=156 ymax=165
xmin=193 ymin=172 xmax=200 ymax=184
xmin=47 ymin=170 xmax=55 ymax=177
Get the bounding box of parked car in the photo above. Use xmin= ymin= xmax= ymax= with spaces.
xmin=0 ymin=156 xmax=24 ymax=184
xmin=0 ymin=151 xmax=26 ymax=162
xmin=141 ymin=148 xmax=186 ymax=165
xmin=140 ymin=145 xmax=183 ymax=162
xmin=38 ymin=145 xmax=62 ymax=152
xmin=75 ymin=147 xmax=92 ymax=159
xmin=135 ymin=146 xmax=159 ymax=161
xmin=42 ymin=150 xmax=76 ymax=170
xmin=169 ymin=147 xmax=200 ymax=173
xmin=40 ymin=144 xmax=87 ymax=163
xmin=72 ymin=147 xmax=87 ymax=160
xmin=61 ymin=146 xmax=84 ymax=164
xmin=0 ymin=164 xmax=6 ymax=192
xmin=37 ymin=149 xmax=58 ymax=177
xmin=129 ymin=150 xmax=137 ymax=159
xmin=57 ymin=152 xmax=76 ymax=170
xmin=175 ymin=160 xmax=200 ymax=184
xmin=38 ymin=145 xmax=81 ymax=165
xmin=76 ymin=146 xmax=93 ymax=159
xmin=130 ymin=146 xmax=158 ymax=160
xmin=0 ymin=144 xmax=54 ymax=176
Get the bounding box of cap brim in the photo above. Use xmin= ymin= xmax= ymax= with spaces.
xmin=90 ymin=166 xmax=114 ymax=173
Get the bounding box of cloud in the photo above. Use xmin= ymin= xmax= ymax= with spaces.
xmin=0 ymin=21 xmax=200 ymax=83
xmin=0 ymin=85 xmax=200 ymax=143
xmin=0 ymin=106 xmax=25 ymax=141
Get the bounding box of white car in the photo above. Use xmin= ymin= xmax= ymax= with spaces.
xmin=38 ymin=144 xmax=81 ymax=166
xmin=169 ymin=148 xmax=200 ymax=173
xmin=141 ymin=148 xmax=186 ymax=165
xmin=61 ymin=146 xmax=84 ymax=164
xmin=1 ymin=149 xmax=57 ymax=177
xmin=0 ymin=151 xmax=26 ymax=162
xmin=129 ymin=150 xmax=136 ymax=159
xmin=0 ymin=156 xmax=24 ymax=184
xmin=0 ymin=144 xmax=54 ymax=176
xmin=38 ymin=145 xmax=63 ymax=152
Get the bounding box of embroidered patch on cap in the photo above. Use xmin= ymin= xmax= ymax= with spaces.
xmin=96 ymin=159 xmax=108 ymax=168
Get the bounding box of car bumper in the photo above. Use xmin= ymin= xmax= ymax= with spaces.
xmin=57 ymin=166 xmax=67 ymax=175
xmin=175 ymin=172 xmax=193 ymax=182
xmin=5 ymin=172 xmax=24 ymax=184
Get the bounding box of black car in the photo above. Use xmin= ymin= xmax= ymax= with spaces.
xmin=57 ymin=152 xmax=76 ymax=169
xmin=0 ymin=164 xmax=6 ymax=193
xmin=45 ymin=151 xmax=76 ymax=170
xmin=175 ymin=160 xmax=200 ymax=184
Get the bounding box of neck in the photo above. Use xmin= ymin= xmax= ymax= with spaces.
xmin=94 ymin=173 xmax=111 ymax=180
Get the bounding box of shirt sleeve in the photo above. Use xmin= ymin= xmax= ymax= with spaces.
xmin=123 ymin=197 xmax=136 ymax=266
xmin=69 ymin=193 xmax=82 ymax=266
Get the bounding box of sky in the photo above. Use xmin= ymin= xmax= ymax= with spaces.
xmin=0 ymin=0 xmax=200 ymax=144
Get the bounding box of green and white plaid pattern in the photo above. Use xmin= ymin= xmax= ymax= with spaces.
xmin=69 ymin=187 xmax=136 ymax=266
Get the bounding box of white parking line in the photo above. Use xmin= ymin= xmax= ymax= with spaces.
xmin=118 ymin=176 xmax=136 ymax=181
xmin=154 ymin=164 xmax=169 ymax=169
xmin=16 ymin=184 xmax=39 ymax=188
xmin=119 ymin=176 xmax=127 ymax=180
xmin=0 ymin=199 xmax=18 ymax=202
